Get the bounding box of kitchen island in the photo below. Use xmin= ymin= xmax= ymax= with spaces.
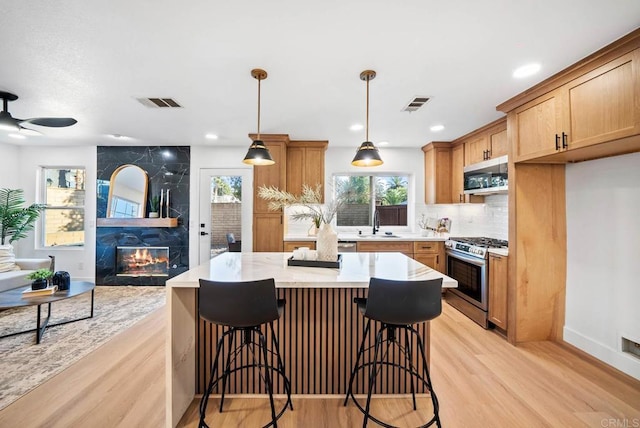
xmin=166 ymin=252 xmax=457 ymax=427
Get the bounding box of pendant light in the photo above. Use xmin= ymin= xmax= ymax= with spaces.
xmin=243 ymin=68 xmax=274 ymax=166
xmin=351 ymin=69 xmax=383 ymax=167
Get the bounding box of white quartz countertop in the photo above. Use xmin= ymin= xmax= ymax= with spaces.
xmin=284 ymin=233 xmax=448 ymax=242
xmin=488 ymin=248 xmax=509 ymax=256
xmin=167 ymin=252 xmax=457 ymax=289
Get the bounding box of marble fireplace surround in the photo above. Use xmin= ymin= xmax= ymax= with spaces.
xmin=95 ymin=146 xmax=190 ymax=286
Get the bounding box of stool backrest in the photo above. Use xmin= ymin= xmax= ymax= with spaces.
xmin=199 ymin=278 xmax=280 ymax=327
xmin=365 ymin=277 xmax=443 ymax=325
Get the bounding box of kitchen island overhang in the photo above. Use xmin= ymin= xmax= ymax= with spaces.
xmin=166 ymin=252 xmax=457 ymax=427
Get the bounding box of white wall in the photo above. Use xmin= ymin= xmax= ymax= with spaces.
xmin=0 ymin=142 xmax=20 ymax=188
xmin=14 ymin=145 xmax=97 ymax=282
xmin=564 ymin=151 xmax=640 ymax=380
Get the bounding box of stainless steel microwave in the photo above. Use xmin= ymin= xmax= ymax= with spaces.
xmin=463 ymin=155 xmax=508 ymax=195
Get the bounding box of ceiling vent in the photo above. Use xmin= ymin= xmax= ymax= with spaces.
xmin=137 ymin=98 xmax=182 ymax=108
xmin=402 ymin=96 xmax=431 ymax=112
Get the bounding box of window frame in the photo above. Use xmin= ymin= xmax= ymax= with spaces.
xmin=38 ymin=166 xmax=87 ymax=249
xmin=332 ymin=172 xmax=414 ymax=233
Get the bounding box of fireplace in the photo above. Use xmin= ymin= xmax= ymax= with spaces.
xmin=116 ymin=246 xmax=169 ymax=277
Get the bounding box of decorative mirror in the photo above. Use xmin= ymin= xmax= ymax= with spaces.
xmin=107 ymin=165 xmax=148 ymax=218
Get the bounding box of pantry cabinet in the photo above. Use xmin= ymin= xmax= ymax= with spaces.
xmin=252 ymin=134 xmax=288 ymax=252
xmin=510 ymin=49 xmax=640 ymax=163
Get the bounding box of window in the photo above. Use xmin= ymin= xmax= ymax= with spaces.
xmin=41 ymin=167 xmax=86 ymax=247
xmin=334 ymin=174 xmax=409 ymax=227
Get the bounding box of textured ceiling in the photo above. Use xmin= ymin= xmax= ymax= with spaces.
xmin=1 ymin=1 xmax=639 ymax=149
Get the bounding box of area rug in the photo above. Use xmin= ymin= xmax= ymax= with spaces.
xmin=0 ymin=285 xmax=166 ymax=411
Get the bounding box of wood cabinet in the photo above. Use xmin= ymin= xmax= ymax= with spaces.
xmin=356 ymin=241 xmax=414 ymax=257
xmin=252 ymin=134 xmax=289 ymax=252
xmin=463 ymin=118 xmax=508 ymax=164
xmin=422 ymin=142 xmax=452 ymax=204
xmin=488 ymin=253 xmax=508 ymax=330
xmin=286 ymin=141 xmax=328 ymax=201
xmin=451 ymin=143 xmax=465 ymax=203
xmin=510 ymin=49 xmax=640 ymax=163
xmin=413 ymin=241 xmax=444 ymax=273
xmin=283 ymin=241 xmax=316 ymax=252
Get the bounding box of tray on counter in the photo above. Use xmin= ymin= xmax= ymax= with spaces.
xmin=287 ymin=254 xmax=342 ymax=269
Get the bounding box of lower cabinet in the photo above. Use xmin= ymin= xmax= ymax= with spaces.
xmin=488 ymin=253 xmax=508 ymax=330
xmin=413 ymin=241 xmax=445 ymax=273
xmin=356 ymin=241 xmax=414 ymax=257
xmin=283 ymin=241 xmax=316 ymax=252
xmin=253 ymin=214 xmax=283 ymax=252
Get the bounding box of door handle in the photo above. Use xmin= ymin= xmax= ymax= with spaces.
xmin=200 ymin=231 xmax=209 ymax=236
xmin=555 ymin=134 xmax=560 ymax=150
xmin=562 ymin=132 xmax=568 ymax=149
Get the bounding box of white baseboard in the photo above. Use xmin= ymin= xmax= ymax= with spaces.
xmin=564 ymin=326 xmax=640 ymax=380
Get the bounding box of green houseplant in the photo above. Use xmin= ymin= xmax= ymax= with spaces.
xmin=26 ymin=268 xmax=53 ymax=290
xmin=149 ymin=195 xmax=160 ymax=218
xmin=0 ymin=188 xmax=45 ymax=246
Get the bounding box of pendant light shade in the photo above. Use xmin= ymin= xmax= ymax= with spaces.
xmin=243 ymin=68 xmax=275 ymax=166
xmin=352 ymin=70 xmax=383 ymax=167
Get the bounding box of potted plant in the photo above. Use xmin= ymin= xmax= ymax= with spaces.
xmin=0 ymin=189 xmax=45 ymax=261
xmin=149 ymin=195 xmax=160 ymax=218
xmin=26 ymin=268 xmax=53 ymax=290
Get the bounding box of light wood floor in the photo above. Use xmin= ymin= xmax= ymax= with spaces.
xmin=0 ymin=303 xmax=638 ymax=428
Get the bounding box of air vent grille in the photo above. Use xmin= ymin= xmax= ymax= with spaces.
xmin=402 ymin=96 xmax=431 ymax=112
xmin=137 ymin=98 xmax=182 ymax=108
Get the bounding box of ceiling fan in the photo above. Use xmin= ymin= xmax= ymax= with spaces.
xmin=0 ymin=91 xmax=77 ymax=136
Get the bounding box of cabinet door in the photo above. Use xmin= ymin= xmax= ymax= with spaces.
xmin=253 ymin=214 xmax=283 ymax=252
xmin=465 ymin=134 xmax=489 ymax=165
xmin=562 ymin=49 xmax=640 ymax=151
xmin=511 ymin=91 xmax=563 ymax=162
xmin=488 ymin=253 xmax=508 ymax=330
xmin=356 ymin=241 xmax=413 ymax=257
xmin=253 ymin=142 xmax=287 ymax=214
xmin=451 ymin=144 xmax=465 ymax=203
xmin=286 ymin=147 xmax=305 ymax=197
xmin=304 ymin=147 xmax=325 ymax=199
xmin=489 ymin=129 xmax=508 ymax=159
xmin=423 ymin=143 xmax=452 ymax=204
xmin=414 ymin=253 xmax=440 ymax=272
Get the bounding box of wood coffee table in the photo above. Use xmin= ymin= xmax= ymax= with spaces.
xmin=0 ymin=281 xmax=95 ymax=344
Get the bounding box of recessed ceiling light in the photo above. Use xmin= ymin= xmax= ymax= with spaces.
xmin=513 ymin=63 xmax=541 ymax=79
xmin=430 ymin=124 xmax=445 ymax=132
xmin=111 ymin=134 xmax=130 ymax=140
xmin=205 ymin=133 xmax=218 ymax=140
xmin=8 ymin=133 xmax=26 ymax=139
xmin=378 ymin=141 xmax=389 ymax=146
xmin=350 ymin=124 xmax=364 ymax=131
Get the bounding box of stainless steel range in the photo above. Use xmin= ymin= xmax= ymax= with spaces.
xmin=444 ymin=237 xmax=508 ymax=328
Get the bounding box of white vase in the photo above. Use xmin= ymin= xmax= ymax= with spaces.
xmin=308 ymin=223 xmax=318 ymax=236
xmin=316 ymin=224 xmax=338 ymax=261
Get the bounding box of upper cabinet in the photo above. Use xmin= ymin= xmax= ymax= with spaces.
xmin=422 ymin=142 xmax=452 ymax=204
xmin=286 ymin=141 xmax=328 ymax=201
xmin=463 ymin=118 xmax=508 ymax=165
xmin=252 ymin=134 xmax=288 ymax=214
xmin=502 ymin=45 xmax=640 ymax=164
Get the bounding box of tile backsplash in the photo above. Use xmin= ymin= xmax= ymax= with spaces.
xmin=285 ymin=194 xmax=508 ymax=240
xmin=416 ymin=194 xmax=508 ymax=239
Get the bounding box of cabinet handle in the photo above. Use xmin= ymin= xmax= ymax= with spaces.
xmin=562 ymin=132 xmax=568 ymax=149
xmin=555 ymin=134 xmax=560 ymax=150
xmin=436 ymin=255 xmax=439 ymax=264
xmin=487 ymin=149 xmax=491 ymax=159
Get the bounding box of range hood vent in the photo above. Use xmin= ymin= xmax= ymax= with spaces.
xmin=402 ymin=96 xmax=431 ymax=112
xmin=137 ymin=98 xmax=182 ymax=108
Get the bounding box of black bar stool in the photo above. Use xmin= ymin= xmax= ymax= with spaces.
xmin=344 ymin=277 xmax=443 ymax=428
xmin=198 ymin=278 xmax=293 ymax=428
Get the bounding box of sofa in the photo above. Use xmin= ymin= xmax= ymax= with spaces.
xmin=0 ymin=258 xmax=53 ymax=293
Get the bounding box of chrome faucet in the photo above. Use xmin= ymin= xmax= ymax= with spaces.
xmin=372 ymin=209 xmax=380 ymax=235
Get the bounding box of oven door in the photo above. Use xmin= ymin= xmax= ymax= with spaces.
xmin=446 ymin=250 xmax=488 ymax=311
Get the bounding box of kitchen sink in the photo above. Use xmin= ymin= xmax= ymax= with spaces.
xmin=358 ymin=234 xmax=402 ymax=238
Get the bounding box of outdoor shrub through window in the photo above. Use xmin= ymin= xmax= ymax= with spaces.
xmin=41 ymin=167 xmax=86 ymax=247
xmin=334 ymin=175 xmax=408 ymax=227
